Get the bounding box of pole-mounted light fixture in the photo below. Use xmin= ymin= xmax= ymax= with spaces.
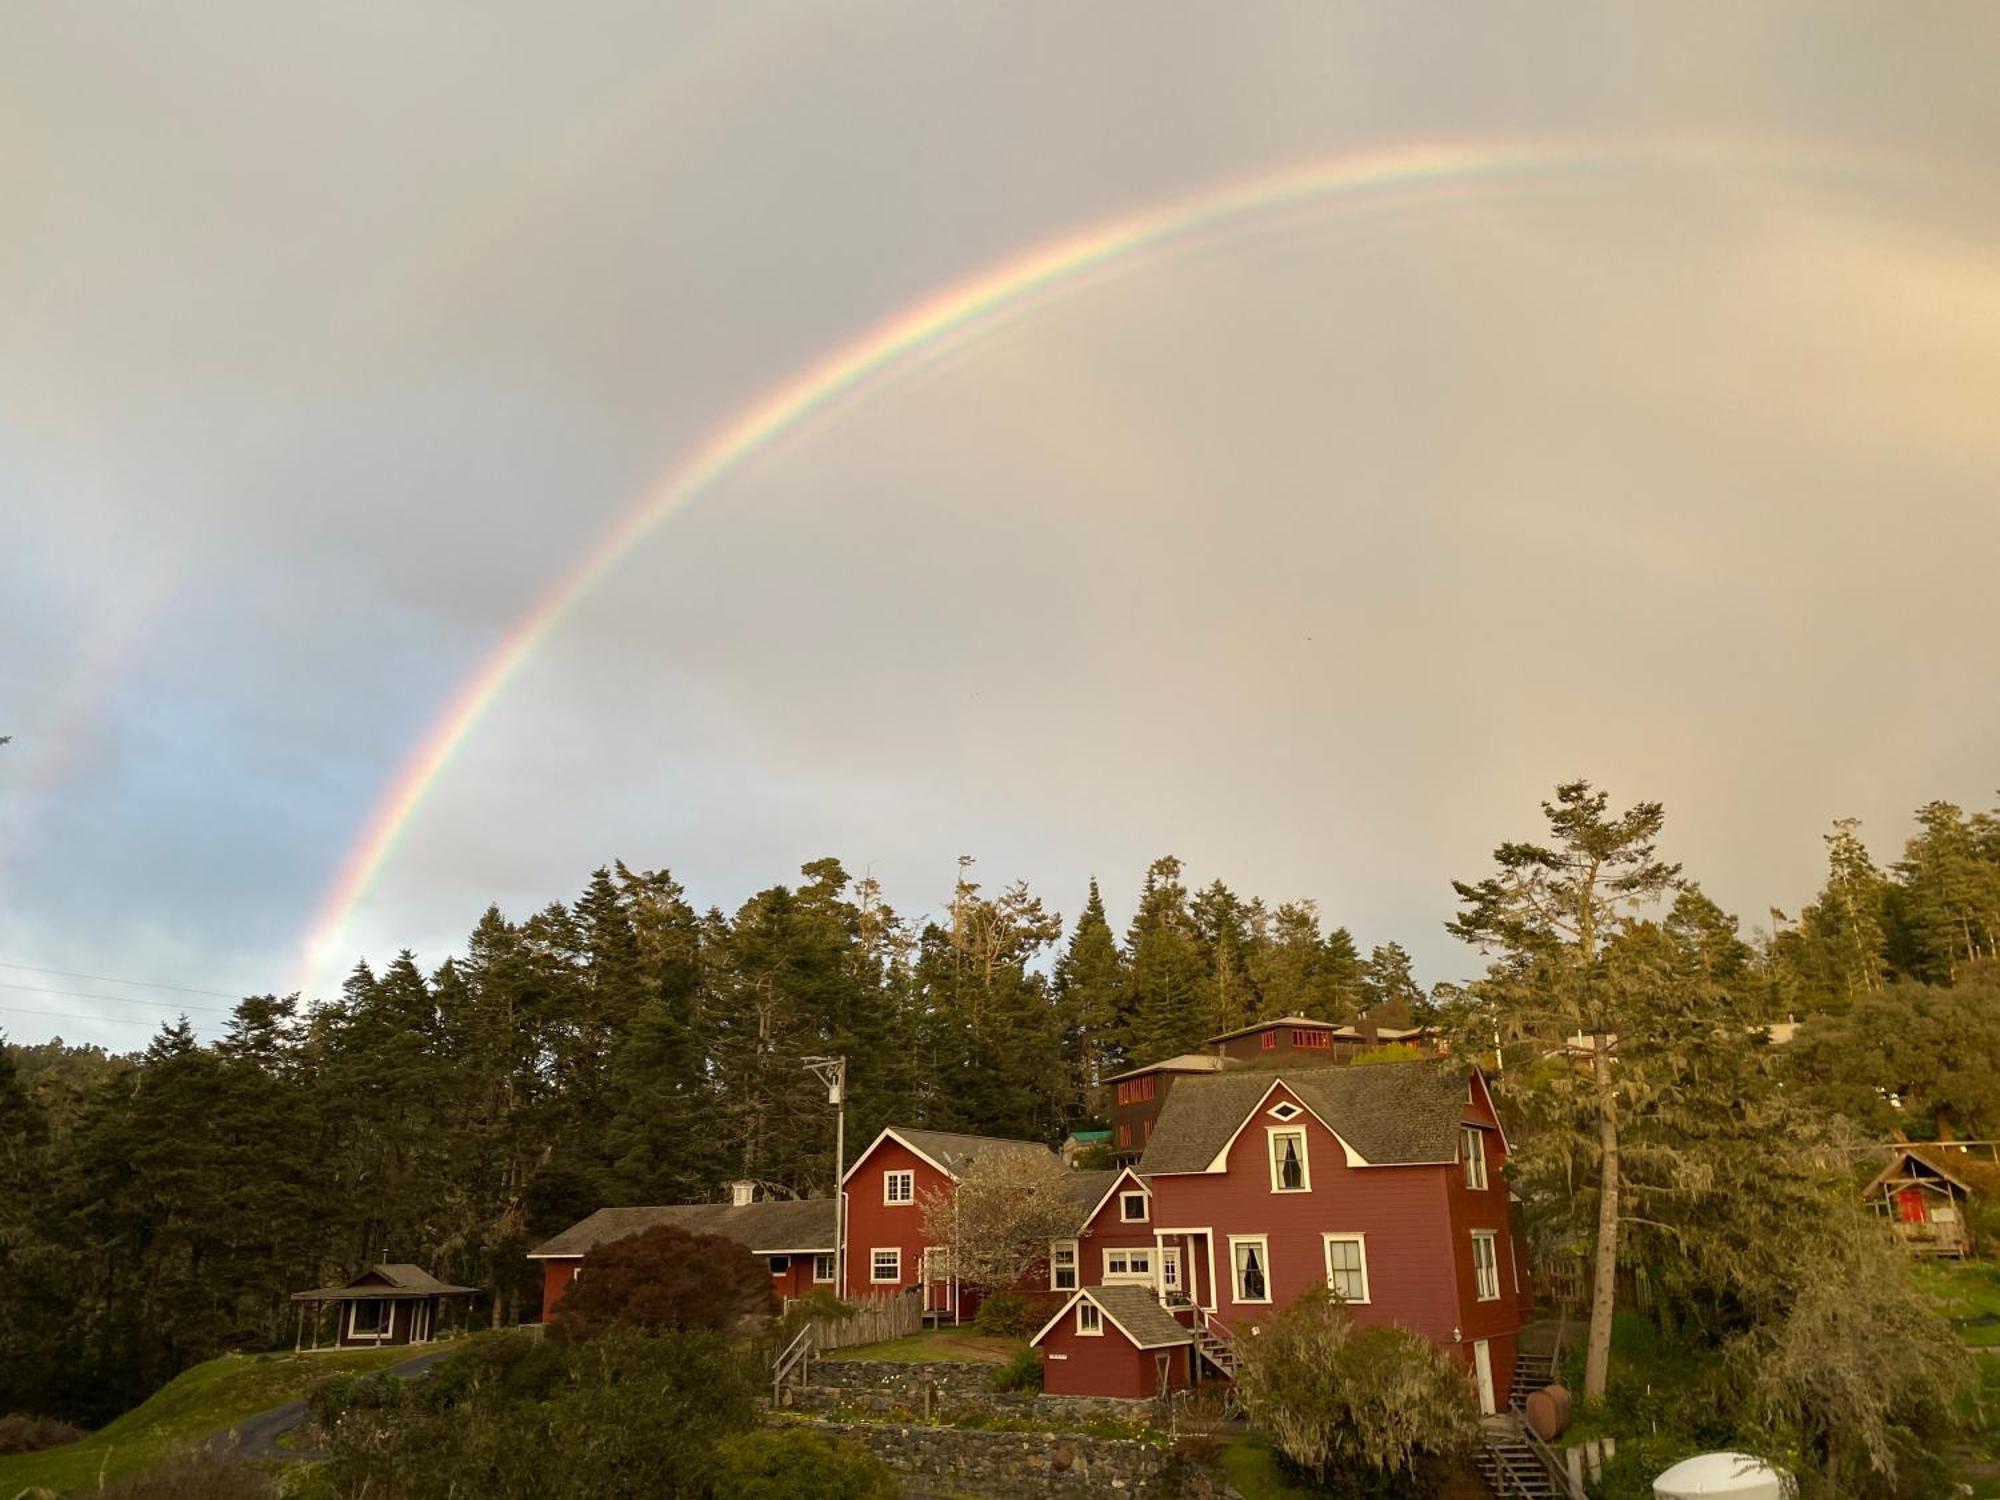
xmin=802 ymin=1056 xmax=848 ymax=1295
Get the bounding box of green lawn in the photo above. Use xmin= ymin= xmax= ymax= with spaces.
xmin=822 ymin=1329 xmax=1023 ymax=1363
xmin=1220 ymin=1437 xmax=1319 ymax=1499
xmin=0 ymin=1342 xmax=455 ymax=1496
xmin=1917 ymin=1260 xmax=2000 ymax=1323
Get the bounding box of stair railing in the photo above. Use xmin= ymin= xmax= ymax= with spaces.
xmin=1519 ymin=1421 xmax=1586 ymax=1500
xmin=770 ymin=1322 xmax=815 ymax=1402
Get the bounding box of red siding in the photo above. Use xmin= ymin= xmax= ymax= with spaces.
xmin=1443 ymin=1080 xmax=1524 ymax=1405
xmin=1149 ymin=1081 xmax=1467 ymax=1346
xmin=1038 ymin=1306 xmax=1192 ymax=1398
xmin=541 ymin=1258 xmax=580 ymax=1322
xmin=1075 ymin=1177 xmax=1174 ymax=1290
xmin=841 ymin=1136 xmax=954 ymax=1302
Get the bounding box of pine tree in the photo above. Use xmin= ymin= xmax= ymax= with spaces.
xmin=1359 ymin=942 xmax=1424 ymax=1026
xmin=1191 ymin=880 xmax=1255 ymax=1038
xmin=1123 ymin=857 xmax=1209 ymax=1063
xmin=1053 ymin=878 xmax=1129 ymax=1110
xmin=1894 ymin=800 xmax=2000 ymax=980
xmin=1446 ymin=780 xmax=1682 ymax=1401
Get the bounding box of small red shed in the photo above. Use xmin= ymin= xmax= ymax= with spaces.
xmin=1032 ymin=1284 xmax=1193 ymax=1399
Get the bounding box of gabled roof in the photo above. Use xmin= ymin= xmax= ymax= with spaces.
xmin=527 ymin=1198 xmax=837 ymax=1259
xmin=291 ymin=1263 xmax=478 ymax=1302
xmin=1069 ymin=1166 xmax=1151 ymax=1231
xmin=1867 ymin=1146 xmax=1976 ymax=1199
xmin=1030 ymin=1284 xmax=1192 ymax=1350
xmin=1104 ymin=1054 xmax=1234 ymax=1084
xmin=1137 ymin=1061 xmax=1474 ymax=1175
xmin=843 ymin=1125 xmax=1056 ymax=1184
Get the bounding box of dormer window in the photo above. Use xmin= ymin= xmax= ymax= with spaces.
xmin=1120 ymin=1191 xmax=1148 ymax=1223
xmin=1269 ymin=1128 xmax=1310 ymax=1192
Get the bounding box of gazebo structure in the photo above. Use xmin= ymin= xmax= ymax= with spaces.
xmin=1865 ymin=1147 xmax=1974 ymax=1258
xmin=291 ymin=1263 xmax=479 ymax=1349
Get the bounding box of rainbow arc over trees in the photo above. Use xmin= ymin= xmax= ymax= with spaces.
xmin=291 ymin=134 xmax=1844 ymax=992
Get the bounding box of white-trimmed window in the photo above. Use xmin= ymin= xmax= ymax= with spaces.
xmin=1269 ymin=1128 xmax=1310 ymax=1192
xmin=1461 ymin=1127 xmax=1489 ymax=1190
xmin=1050 ymin=1240 xmax=1078 ymax=1291
xmin=1323 ymin=1234 xmax=1369 ymax=1303
xmin=884 ymin=1169 xmax=915 ymax=1205
xmin=1103 ymin=1248 xmax=1154 ymax=1283
xmin=1120 ymin=1191 xmax=1149 ymax=1222
xmin=1160 ymin=1247 xmax=1182 ymax=1295
xmin=1230 ymin=1235 xmax=1272 ymax=1304
xmin=1472 ymin=1232 xmax=1500 ymax=1301
xmin=1267 ymin=1101 xmax=1302 ymax=1122
xmin=871 ymin=1247 xmax=901 ymax=1284
xmin=1077 ymin=1301 xmax=1103 ymax=1336
xmin=814 ymin=1254 xmax=835 ymax=1283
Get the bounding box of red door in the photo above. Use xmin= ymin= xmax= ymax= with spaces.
xmin=1895 ymin=1187 xmax=1928 ymax=1224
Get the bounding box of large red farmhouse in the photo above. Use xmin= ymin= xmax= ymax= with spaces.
xmin=1031 ymin=1061 xmax=1527 ymax=1412
xmin=527 ymin=1185 xmax=835 ymax=1319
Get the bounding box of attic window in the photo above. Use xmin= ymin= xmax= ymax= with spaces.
xmin=1269 ymin=1128 xmax=1310 ymax=1192
xmin=1267 ymin=1102 xmax=1302 ymax=1122
xmin=1120 ymin=1192 xmax=1148 ymax=1222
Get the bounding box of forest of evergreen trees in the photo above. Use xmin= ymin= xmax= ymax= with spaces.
xmin=3 ymin=796 xmax=1998 ymax=1426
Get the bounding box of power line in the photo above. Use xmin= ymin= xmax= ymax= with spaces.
xmin=1 ymin=1003 xmax=171 ymax=1031
xmin=0 ymin=980 xmax=237 ymax=1017
xmin=0 ymin=958 xmax=244 ymax=1000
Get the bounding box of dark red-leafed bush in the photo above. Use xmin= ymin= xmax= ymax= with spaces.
xmin=551 ymin=1226 xmax=776 ymax=1340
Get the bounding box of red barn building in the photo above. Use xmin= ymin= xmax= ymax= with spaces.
xmin=528 ymin=1186 xmax=835 ymax=1320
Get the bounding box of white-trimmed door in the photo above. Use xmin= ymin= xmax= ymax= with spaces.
xmin=1472 ymin=1339 xmax=1496 ymax=1415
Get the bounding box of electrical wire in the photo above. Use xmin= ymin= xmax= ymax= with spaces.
xmin=0 ymin=958 xmax=243 ymax=1000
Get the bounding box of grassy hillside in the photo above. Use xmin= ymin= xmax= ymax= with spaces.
xmin=0 ymin=1343 xmax=433 ymax=1496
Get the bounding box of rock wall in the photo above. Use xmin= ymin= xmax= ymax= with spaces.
xmin=787 ymin=1416 xmax=1239 ymax=1499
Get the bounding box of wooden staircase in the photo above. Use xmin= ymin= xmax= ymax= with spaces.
xmin=1478 ymin=1420 xmax=1561 ymax=1498
xmin=1191 ymin=1312 xmax=1237 ymax=1379
xmin=1510 ymin=1350 xmax=1555 ymax=1413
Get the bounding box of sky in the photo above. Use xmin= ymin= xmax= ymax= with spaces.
xmin=5 ymin=2 xmax=2000 ymax=1049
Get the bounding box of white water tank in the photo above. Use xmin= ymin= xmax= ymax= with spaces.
xmin=1653 ymin=1452 xmax=1792 ymax=1498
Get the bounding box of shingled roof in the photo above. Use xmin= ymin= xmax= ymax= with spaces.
xmin=1063 ymin=1168 xmax=1124 ymax=1222
xmin=291 ymin=1263 xmax=479 ymax=1302
xmin=1137 ymin=1061 xmax=1473 ymax=1174
xmin=527 ymin=1198 xmax=837 ymax=1259
xmin=1031 ymin=1283 xmax=1192 ymax=1349
xmin=877 ymin=1127 xmax=1059 ymax=1179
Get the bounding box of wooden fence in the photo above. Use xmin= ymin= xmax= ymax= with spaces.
xmin=794 ymin=1289 xmax=923 ymax=1352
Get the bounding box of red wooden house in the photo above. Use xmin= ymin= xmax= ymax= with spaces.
xmin=1032 ymin=1284 xmax=1194 ymax=1398
xmin=1035 ymin=1061 xmax=1526 ymax=1413
xmin=839 ymin=1126 xmax=1060 ymax=1317
xmin=528 ymin=1184 xmax=836 ymax=1320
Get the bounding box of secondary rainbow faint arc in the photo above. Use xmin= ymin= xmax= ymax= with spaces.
xmin=290 ymin=135 xmax=1756 ymax=992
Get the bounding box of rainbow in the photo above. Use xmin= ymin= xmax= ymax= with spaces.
xmin=290 ymin=133 xmax=1847 ymax=993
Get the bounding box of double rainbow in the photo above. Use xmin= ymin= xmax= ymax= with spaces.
xmin=290 ymin=134 xmax=1837 ymax=992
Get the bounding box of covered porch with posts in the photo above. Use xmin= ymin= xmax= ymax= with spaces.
xmin=290 ymin=1264 xmax=480 ymax=1350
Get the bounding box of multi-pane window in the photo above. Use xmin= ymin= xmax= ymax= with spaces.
xmin=1292 ymin=1029 xmax=1331 ymax=1049
xmin=1323 ymin=1235 xmax=1369 ymax=1302
xmin=814 ymin=1254 xmax=835 ymax=1283
xmin=1116 ymin=1123 xmax=1132 ymax=1148
xmin=1232 ymin=1237 xmax=1271 ymax=1302
xmin=1104 ymin=1248 xmax=1154 ymax=1282
xmin=1078 ymin=1302 xmax=1103 ymax=1335
xmin=1260 ymin=1031 xmax=1277 ymax=1050
xmin=1114 ymin=1075 xmax=1158 ymax=1104
xmin=871 ymin=1248 xmax=901 ymax=1284
xmin=1050 ymin=1240 xmax=1078 ymax=1291
xmin=1472 ymin=1232 xmax=1500 ymax=1301
xmin=1121 ymin=1192 xmax=1148 ymax=1222
xmin=1461 ymin=1127 xmax=1489 ymax=1191
xmin=1161 ymin=1248 xmax=1182 ymax=1294
xmin=884 ymin=1170 xmax=914 ymax=1205
xmin=1270 ymin=1129 xmax=1309 ymax=1192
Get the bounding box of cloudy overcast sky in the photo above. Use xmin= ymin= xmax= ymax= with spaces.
xmin=5 ymin=2 xmax=1999 ymax=1047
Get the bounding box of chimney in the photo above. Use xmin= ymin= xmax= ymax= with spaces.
xmin=728 ymin=1180 xmax=757 ymax=1207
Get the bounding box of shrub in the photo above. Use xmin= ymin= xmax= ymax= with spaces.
xmin=1351 ymin=1043 xmax=1424 ymax=1066
xmin=0 ymin=1411 xmax=85 ymax=1455
xmin=989 ymin=1347 xmax=1044 ymax=1393
xmin=775 ymin=1289 xmax=856 ymax=1348
xmin=551 ymin=1224 xmax=777 ymax=1340
xmin=972 ymin=1289 xmax=1035 ymax=1337
xmin=1172 ymin=1387 xmax=1228 ymax=1464
xmin=1234 ymin=1288 xmax=1478 ymax=1497
xmin=94 ymin=1449 xmax=277 ymax=1499
xmin=304 ymin=1329 xmax=761 ymax=1499
xmin=708 ymin=1428 xmax=897 ymax=1500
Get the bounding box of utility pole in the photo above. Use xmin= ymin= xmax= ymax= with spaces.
xmin=803 ymin=1056 xmax=847 ymax=1296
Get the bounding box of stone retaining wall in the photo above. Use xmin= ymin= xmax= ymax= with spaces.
xmin=786 ymin=1416 xmax=1239 ymax=1499
xmin=790 ymin=1382 xmax=1156 ymax=1429
xmin=809 ymin=1358 xmax=1006 ymax=1396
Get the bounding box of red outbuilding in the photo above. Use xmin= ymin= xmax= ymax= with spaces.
xmin=1031 ymin=1284 xmax=1194 ymax=1398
